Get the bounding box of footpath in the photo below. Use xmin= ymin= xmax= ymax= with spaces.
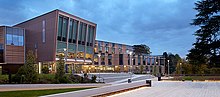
xmin=41 ymin=80 xmax=151 ymax=97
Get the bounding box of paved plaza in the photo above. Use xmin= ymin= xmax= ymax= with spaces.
xmin=110 ymin=81 xmax=220 ymax=97
xmin=87 ymin=73 xmax=153 ymax=83
xmin=0 ymin=84 xmax=108 ymax=92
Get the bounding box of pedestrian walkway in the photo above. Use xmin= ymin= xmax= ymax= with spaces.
xmin=0 ymin=84 xmax=108 ymax=91
xmin=41 ymin=80 xmax=149 ymax=97
xmin=109 ymin=81 xmax=220 ymax=97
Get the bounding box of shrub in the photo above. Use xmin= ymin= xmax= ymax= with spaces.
xmin=14 ymin=51 xmax=38 ymax=83
xmin=37 ymin=74 xmax=55 ymax=84
xmin=59 ymin=75 xmax=72 ymax=83
xmin=91 ymin=75 xmax=97 ymax=83
xmin=42 ymin=67 xmax=49 ymax=74
xmin=55 ymin=54 xmax=65 ymax=83
xmin=69 ymin=74 xmax=82 ymax=83
xmin=0 ymin=75 xmax=8 ymax=84
xmin=209 ymin=68 xmax=220 ymax=74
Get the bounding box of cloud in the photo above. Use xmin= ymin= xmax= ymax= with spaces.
xmin=0 ymin=0 xmax=198 ymax=57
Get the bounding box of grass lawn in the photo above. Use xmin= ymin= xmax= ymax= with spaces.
xmin=0 ymin=88 xmax=92 ymax=97
xmin=169 ymin=76 xmax=220 ymax=81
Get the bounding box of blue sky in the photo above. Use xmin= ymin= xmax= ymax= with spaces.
xmin=0 ymin=0 xmax=198 ymax=57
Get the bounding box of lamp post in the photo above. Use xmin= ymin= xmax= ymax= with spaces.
xmin=64 ymin=48 xmax=67 ymax=73
xmin=180 ymin=62 xmax=182 ymax=75
xmin=167 ymin=60 xmax=170 ymax=77
xmin=97 ymin=53 xmax=101 ymax=82
xmin=129 ymin=52 xmax=133 ymax=82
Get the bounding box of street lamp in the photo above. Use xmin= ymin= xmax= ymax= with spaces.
xmin=129 ymin=51 xmax=133 ymax=82
xmin=167 ymin=60 xmax=170 ymax=77
xmin=64 ymin=48 xmax=67 ymax=73
xmin=180 ymin=62 xmax=182 ymax=75
xmin=97 ymin=53 xmax=101 ymax=82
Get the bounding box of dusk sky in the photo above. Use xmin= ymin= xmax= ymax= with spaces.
xmin=0 ymin=0 xmax=198 ymax=57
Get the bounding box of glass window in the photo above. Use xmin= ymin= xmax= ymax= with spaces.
xmin=68 ymin=19 xmax=73 ymax=42
xmin=62 ymin=17 xmax=68 ymax=42
xmin=147 ymin=57 xmax=151 ymax=65
xmin=13 ymin=34 xmax=19 ymax=45
xmin=6 ymin=27 xmax=24 ymax=46
xmin=57 ymin=16 xmax=63 ymax=41
xmin=73 ymin=20 xmax=78 ymax=40
xmin=18 ymin=36 xmax=24 ymax=46
xmin=105 ymin=47 xmax=109 ymax=52
xmin=112 ymin=48 xmax=115 ymax=54
xmin=101 ymin=53 xmax=105 ymax=65
xmin=119 ymin=54 xmax=123 ymax=65
xmin=108 ymin=54 xmax=112 ymax=65
xmin=0 ymin=44 xmax=3 ymax=63
xmin=138 ymin=55 xmax=141 ymax=65
xmin=42 ymin=20 xmax=46 ymax=43
xmin=87 ymin=25 xmax=91 ymax=44
xmin=78 ymin=22 xmax=83 ymax=42
xmin=78 ymin=44 xmax=84 ymax=52
xmin=94 ymin=54 xmax=98 ymax=65
xmin=143 ymin=56 xmax=146 ymax=65
xmin=83 ymin=23 xmax=87 ymax=42
xmin=90 ymin=26 xmax=94 ymax=44
xmin=6 ymin=34 xmax=13 ymax=45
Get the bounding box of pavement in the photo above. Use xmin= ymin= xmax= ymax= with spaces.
xmin=0 ymin=84 xmax=108 ymax=92
xmin=109 ymin=81 xmax=220 ymax=97
xmin=0 ymin=73 xmax=151 ymax=92
xmin=41 ymin=80 xmax=149 ymax=97
xmin=87 ymin=73 xmax=153 ymax=84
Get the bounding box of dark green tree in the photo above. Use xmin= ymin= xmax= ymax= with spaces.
xmin=133 ymin=44 xmax=151 ymax=55
xmin=55 ymin=54 xmax=65 ymax=83
xmin=15 ymin=50 xmax=37 ymax=83
xmin=163 ymin=52 xmax=168 ymax=74
xmin=187 ymin=0 xmax=220 ymax=68
xmin=163 ymin=53 xmax=182 ymax=74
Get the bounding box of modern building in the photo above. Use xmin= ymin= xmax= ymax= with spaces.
xmin=14 ymin=9 xmax=96 ymax=73
xmin=81 ymin=40 xmax=165 ymax=74
xmin=0 ymin=26 xmax=25 ymax=74
xmin=0 ymin=9 xmax=165 ymax=74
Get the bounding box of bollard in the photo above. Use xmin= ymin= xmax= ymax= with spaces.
xmin=158 ymin=77 xmax=161 ymax=81
xmin=146 ymin=80 xmax=151 ymax=87
xmin=128 ymin=79 xmax=132 ymax=83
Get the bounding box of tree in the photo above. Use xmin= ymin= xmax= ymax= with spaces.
xmin=15 ymin=50 xmax=37 ymax=83
xmin=163 ymin=52 xmax=168 ymax=74
xmin=187 ymin=0 xmax=220 ymax=68
xmin=133 ymin=44 xmax=151 ymax=55
xmin=163 ymin=52 xmax=182 ymax=74
xmin=55 ymin=54 xmax=65 ymax=83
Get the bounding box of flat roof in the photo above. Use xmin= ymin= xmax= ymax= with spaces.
xmin=96 ymin=40 xmax=133 ymax=47
xmin=14 ymin=9 xmax=97 ymax=26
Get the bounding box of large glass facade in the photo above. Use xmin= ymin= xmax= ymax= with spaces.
xmin=57 ymin=15 xmax=95 ymax=64
xmin=6 ymin=27 xmax=24 ymax=46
